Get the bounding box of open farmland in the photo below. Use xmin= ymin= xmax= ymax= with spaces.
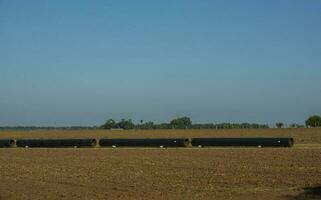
xmin=0 ymin=129 xmax=321 ymax=200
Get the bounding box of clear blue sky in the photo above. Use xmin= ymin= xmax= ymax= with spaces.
xmin=0 ymin=0 xmax=320 ymax=126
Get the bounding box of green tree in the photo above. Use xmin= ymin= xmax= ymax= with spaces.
xmin=101 ymin=119 xmax=117 ymax=129
xmin=305 ymin=115 xmax=321 ymax=127
xmin=276 ymin=122 xmax=284 ymax=128
xmin=170 ymin=117 xmax=192 ymax=129
xmin=118 ymin=119 xmax=135 ymax=130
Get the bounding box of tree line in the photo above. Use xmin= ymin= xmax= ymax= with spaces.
xmin=101 ymin=115 xmax=321 ymax=130
xmin=101 ymin=117 xmax=269 ymax=130
xmin=1 ymin=115 xmax=320 ymax=131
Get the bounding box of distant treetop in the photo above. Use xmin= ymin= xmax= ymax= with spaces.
xmin=306 ymin=115 xmax=321 ymax=127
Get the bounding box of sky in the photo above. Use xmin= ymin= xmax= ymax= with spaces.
xmin=0 ymin=0 xmax=321 ymax=126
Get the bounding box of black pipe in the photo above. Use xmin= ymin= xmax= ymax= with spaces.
xmin=99 ymin=138 xmax=189 ymax=148
xmin=16 ymin=138 xmax=97 ymax=148
xmin=0 ymin=139 xmax=15 ymax=148
xmin=191 ymin=137 xmax=294 ymax=147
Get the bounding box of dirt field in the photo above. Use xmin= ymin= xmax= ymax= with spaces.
xmin=0 ymin=129 xmax=321 ymax=200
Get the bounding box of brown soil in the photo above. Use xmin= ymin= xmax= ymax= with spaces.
xmin=0 ymin=129 xmax=320 ymax=200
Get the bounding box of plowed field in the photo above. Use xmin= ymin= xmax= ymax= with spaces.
xmin=1 ymin=129 xmax=321 ymax=200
